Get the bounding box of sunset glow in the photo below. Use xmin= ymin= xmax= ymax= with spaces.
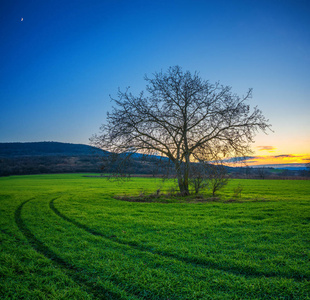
xmin=225 ymin=144 xmax=310 ymax=168
xmin=243 ymin=154 xmax=310 ymax=167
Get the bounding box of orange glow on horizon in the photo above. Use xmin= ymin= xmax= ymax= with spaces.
xmin=226 ymin=153 xmax=310 ymax=167
xmin=233 ymin=141 xmax=310 ymax=167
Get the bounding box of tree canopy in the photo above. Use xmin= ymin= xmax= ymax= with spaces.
xmin=91 ymin=66 xmax=270 ymax=195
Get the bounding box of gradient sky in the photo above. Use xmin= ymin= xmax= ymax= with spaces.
xmin=1 ymin=0 xmax=309 ymax=166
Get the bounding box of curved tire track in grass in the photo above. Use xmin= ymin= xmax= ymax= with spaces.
xmin=15 ymin=199 xmax=137 ymax=300
xmin=50 ymin=198 xmax=309 ymax=282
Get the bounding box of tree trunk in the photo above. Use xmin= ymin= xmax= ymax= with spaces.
xmin=177 ymin=178 xmax=190 ymax=196
xmin=183 ymin=152 xmax=190 ymax=195
xmin=176 ymin=162 xmax=190 ymax=196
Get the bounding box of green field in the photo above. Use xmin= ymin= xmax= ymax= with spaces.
xmin=1 ymin=174 xmax=309 ymax=299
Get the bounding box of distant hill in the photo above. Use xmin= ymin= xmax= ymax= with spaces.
xmin=253 ymin=163 xmax=308 ymax=171
xmin=0 ymin=142 xmax=170 ymax=176
xmin=0 ymin=142 xmax=107 ymax=176
xmin=0 ymin=141 xmax=104 ymax=157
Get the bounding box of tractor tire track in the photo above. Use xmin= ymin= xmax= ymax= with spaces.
xmin=15 ymin=199 xmax=138 ymax=300
xmin=50 ymin=198 xmax=309 ymax=282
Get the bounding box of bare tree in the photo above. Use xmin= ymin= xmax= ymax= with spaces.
xmin=188 ymin=162 xmax=209 ymax=194
xmin=91 ymin=66 xmax=270 ymax=195
xmin=206 ymin=163 xmax=230 ymax=197
xmin=188 ymin=161 xmax=229 ymax=196
xmin=256 ymin=167 xmax=269 ymax=179
xmin=244 ymin=165 xmax=252 ymax=179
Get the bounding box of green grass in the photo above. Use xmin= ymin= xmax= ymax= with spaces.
xmin=1 ymin=174 xmax=310 ymax=299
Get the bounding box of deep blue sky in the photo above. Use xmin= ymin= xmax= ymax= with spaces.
xmin=1 ymin=0 xmax=309 ymax=160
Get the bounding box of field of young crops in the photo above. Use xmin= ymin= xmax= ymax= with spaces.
xmin=1 ymin=174 xmax=309 ymax=299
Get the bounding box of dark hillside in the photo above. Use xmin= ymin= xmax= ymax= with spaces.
xmin=0 ymin=142 xmax=106 ymax=176
xmin=0 ymin=142 xmax=104 ymax=157
xmin=0 ymin=142 xmax=171 ymax=176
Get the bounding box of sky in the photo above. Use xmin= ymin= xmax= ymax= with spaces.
xmin=1 ymin=0 xmax=309 ymax=167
